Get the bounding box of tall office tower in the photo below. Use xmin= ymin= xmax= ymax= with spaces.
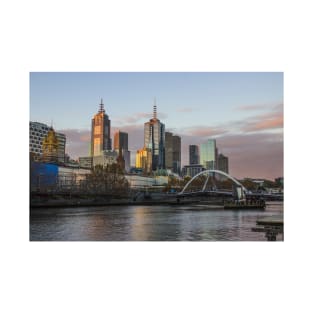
xmin=218 ymin=153 xmax=229 ymax=174
xmin=172 ymin=135 xmax=181 ymax=174
xmin=114 ymin=130 xmax=128 ymax=151
xmin=165 ymin=132 xmax=181 ymax=174
xmin=200 ymin=139 xmax=218 ymax=170
xmin=91 ymin=99 xmax=112 ymax=156
xmin=144 ymin=104 xmax=165 ymax=171
xmin=29 ymin=121 xmax=66 ymax=163
xmin=165 ymin=132 xmax=173 ymax=171
xmin=189 ymin=145 xmax=199 ymax=165
xmin=114 ymin=130 xmax=131 ymax=171
xmin=42 ymin=127 xmax=59 ymax=163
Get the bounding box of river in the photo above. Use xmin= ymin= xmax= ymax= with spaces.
xmin=30 ymin=201 xmax=283 ymax=241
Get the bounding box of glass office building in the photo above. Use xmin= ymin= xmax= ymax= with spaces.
xmin=200 ymin=139 xmax=218 ymax=170
xmin=144 ymin=105 xmax=165 ymax=171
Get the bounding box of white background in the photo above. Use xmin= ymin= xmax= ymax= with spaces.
xmin=1 ymin=0 xmax=312 ymax=312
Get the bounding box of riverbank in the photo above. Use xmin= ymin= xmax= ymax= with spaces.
xmin=30 ymin=198 xmax=213 ymax=209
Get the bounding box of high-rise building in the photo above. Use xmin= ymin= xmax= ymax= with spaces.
xmin=217 ymin=153 xmax=229 ymax=174
xmin=114 ymin=130 xmax=131 ymax=172
xmin=91 ymin=99 xmax=112 ymax=156
xmin=114 ymin=131 xmax=128 ymax=151
xmin=136 ymin=147 xmax=152 ymax=174
xmin=144 ymin=104 xmax=165 ymax=171
xmin=200 ymin=139 xmax=218 ymax=170
xmin=165 ymin=132 xmax=173 ymax=171
xmin=29 ymin=121 xmax=66 ymax=163
xmin=165 ymin=132 xmax=181 ymax=174
xmin=172 ymin=135 xmax=181 ymax=174
xmin=189 ymin=145 xmax=199 ymax=165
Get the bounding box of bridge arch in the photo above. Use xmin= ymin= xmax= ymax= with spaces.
xmin=179 ymin=169 xmax=247 ymax=194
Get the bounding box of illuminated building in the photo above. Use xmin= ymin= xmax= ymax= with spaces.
xmin=144 ymin=104 xmax=165 ymax=171
xmin=29 ymin=121 xmax=66 ymax=163
xmin=42 ymin=127 xmax=59 ymax=163
xmin=91 ymin=99 xmax=111 ymax=156
xmin=136 ymin=147 xmax=152 ymax=174
xmin=200 ymin=139 xmax=218 ymax=170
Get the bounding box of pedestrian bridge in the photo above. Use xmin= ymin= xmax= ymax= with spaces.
xmin=179 ymin=170 xmax=247 ymax=200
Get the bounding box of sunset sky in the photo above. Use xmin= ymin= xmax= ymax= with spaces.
xmin=30 ymin=72 xmax=283 ymax=180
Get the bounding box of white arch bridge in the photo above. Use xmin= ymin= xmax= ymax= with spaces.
xmin=178 ymin=170 xmax=247 ymax=200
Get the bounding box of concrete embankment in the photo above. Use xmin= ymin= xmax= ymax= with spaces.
xmin=30 ymin=198 xmax=211 ymax=209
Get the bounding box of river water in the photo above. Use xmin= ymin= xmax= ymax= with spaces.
xmin=30 ymin=202 xmax=283 ymax=241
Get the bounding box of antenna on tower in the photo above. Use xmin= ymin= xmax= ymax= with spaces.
xmin=99 ymin=98 xmax=104 ymax=113
xmin=153 ymin=97 xmax=157 ymax=119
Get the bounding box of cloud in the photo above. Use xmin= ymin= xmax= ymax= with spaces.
xmin=181 ymin=126 xmax=229 ymax=137
xmin=240 ymin=104 xmax=283 ymax=132
xmin=58 ymin=128 xmax=91 ymax=158
xmin=113 ymin=112 xmax=167 ymax=125
xmin=235 ymin=102 xmax=283 ymax=111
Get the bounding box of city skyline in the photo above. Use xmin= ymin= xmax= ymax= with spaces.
xmin=30 ymin=72 xmax=283 ymax=180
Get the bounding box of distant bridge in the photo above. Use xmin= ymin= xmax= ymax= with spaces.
xmin=178 ymin=170 xmax=283 ymax=201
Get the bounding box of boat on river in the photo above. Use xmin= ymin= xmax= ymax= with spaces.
xmin=224 ymin=199 xmax=266 ymax=210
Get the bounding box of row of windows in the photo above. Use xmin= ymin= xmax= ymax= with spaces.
xmin=30 ymin=148 xmax=42 ymax=153
xmin=30 ymin=129 xmax=47 ymax=133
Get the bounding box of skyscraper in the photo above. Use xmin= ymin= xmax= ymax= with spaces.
xmin=165 ymin=131 xmax=181 ymax=174
xmin=218 ymin=153 xmax=229 ymax=174
xmin=189 ymin=145 xmax=199 ymax=165
xmin=200 ymin=139 xmax=218 ymax=170
xmin=91 ymin=99 xmax=111 ymax=156
xmin=144 ymin=104 xmax=165 ymax=171
xmin=114 ymin=130 xmax=130 ymax=172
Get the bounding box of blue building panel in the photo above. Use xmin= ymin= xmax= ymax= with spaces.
xmin=30 ymin=162 xmax=59 ymax=189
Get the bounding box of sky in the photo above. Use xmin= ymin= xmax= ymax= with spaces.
xmin=30 ymin=72 xmax=283 ymax=180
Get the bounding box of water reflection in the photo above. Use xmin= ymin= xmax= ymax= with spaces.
xmin=30 ymin=202 xmax=283 ymax=241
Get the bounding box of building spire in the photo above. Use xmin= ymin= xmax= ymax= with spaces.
xmin=99 ymin=98 xmax=104 ymax=113
xmin=153 ymin=97 xmax=157 ymax=119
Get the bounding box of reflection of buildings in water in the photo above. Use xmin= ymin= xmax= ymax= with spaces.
xmin=130 ymin=206 xmax=181 ymax=241
xmin=130 ymin=206 xmax=151 ymax=241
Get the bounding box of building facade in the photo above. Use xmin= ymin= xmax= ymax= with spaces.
xmin=135 ymin=147 xmax=152 ymax=174
xmin=217 ymin=153 xmax=229 ymax=174
xmin=93 ymin=150 xmax=118 ymax=167
xmin=144 ymin=105 xmax=165 ymax=171
xmin=90 ymin=99 xmax=112 ymax=156
xmin=200 ymin=139 xmax=218 ymax=170
xmin=165 ymin=132 xmax=181 ymax=174
xmin=182 ymin=164 xmax=205 ymax=177
xmin=114 ymin=130 xmax=131 ymax=172
xmin=78 ymin=156 xmax=93 ymax=169
xmin=29 ymin=121 xmax=66 ymax=163
xmin=172 ymin=135 xmax=181 ymax=174
xmin=189 ymin=145 xmax=199 ymax=165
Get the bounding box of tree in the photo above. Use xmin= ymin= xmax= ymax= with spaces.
xmin=85 ymin=163 xmax=129 ymax=195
